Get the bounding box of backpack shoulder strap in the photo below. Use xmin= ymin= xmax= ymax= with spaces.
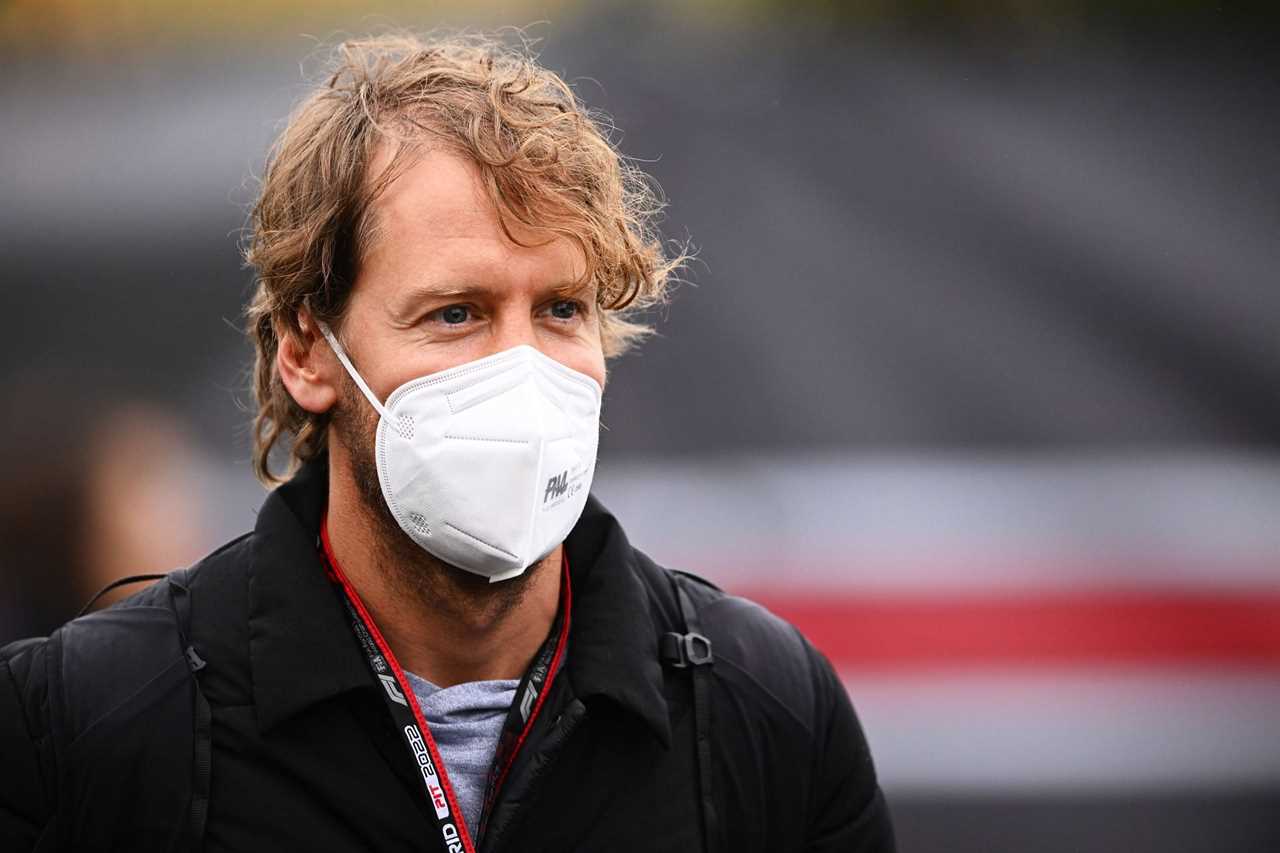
xmin=167 ymin=571 xmax=212 ymax=850
xmin=659 ymin=571 xmax=719 ymax=853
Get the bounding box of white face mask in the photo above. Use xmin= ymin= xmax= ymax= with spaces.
xmin=318 ymin=322 xmax=602 ymax=583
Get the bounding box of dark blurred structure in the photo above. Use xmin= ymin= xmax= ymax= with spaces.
xmin=2 ymin=2 xmax=1278 ymax=851
xmin=0 ymin=376 xmax=207 ymax=636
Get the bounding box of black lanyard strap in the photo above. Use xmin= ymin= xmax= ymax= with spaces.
xmin=319 ymin=518 xmax=571 ymax=853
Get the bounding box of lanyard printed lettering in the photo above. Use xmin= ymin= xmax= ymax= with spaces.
xmin=318 ymin=518 xmax=571 ymax=853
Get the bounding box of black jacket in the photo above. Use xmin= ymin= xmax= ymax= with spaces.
xmin=1 ymin=459 xmax=894 ymax=852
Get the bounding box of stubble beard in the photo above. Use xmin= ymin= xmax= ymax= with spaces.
xmin=330 ymin=375 xmax=550 ymax=626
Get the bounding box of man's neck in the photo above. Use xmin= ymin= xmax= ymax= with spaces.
xmin=324 ymin=468 xmax=562 ymax=688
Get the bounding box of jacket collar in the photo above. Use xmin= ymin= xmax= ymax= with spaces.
xmin=563 ymin=495 xmax=672 ymax=747
xmin=248 ymin=457 xmax=672 ymax=747
xmin=248 ymin=457 xmax=372 ymax=732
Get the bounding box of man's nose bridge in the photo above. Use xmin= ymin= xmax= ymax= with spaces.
xmin=491 ymin=304 xmax=541 ymax=354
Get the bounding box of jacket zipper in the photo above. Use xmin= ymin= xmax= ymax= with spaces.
xmin=482 ymin=699 xmax=588 ymax=853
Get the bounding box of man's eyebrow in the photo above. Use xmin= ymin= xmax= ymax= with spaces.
xmin=387 ymin=280 xmax=597 ymax=316
xmin=550 ymin=279 xmax=597 ymax=300
xmin=387 ymin=283 xmax=495 ymax=313
xmin=402 ymin=282 xmax=490 ymax=300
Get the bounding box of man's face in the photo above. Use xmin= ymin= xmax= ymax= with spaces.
xmin=332 ymin=147 xmax=607 ymax=400
xmin=319 ymin=145 xmax=606 ymax=594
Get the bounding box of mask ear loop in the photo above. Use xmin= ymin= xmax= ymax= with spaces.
xmin=314 ymin=318 xmax=391 ymax=421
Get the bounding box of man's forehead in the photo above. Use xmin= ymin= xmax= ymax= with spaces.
xmin=359 ymin=144 xmax=592 ymax=300
xmin=368 ymin=145 xmax=496 ymax=238
xmin=366 ymin=145 xmax=577 ymax=249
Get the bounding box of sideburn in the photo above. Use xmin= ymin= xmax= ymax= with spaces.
xmin=330 ymin=376 xmax=399 ymax=546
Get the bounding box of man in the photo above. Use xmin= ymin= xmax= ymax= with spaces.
xmin=0 ymin=33 xmax=893 ymax=852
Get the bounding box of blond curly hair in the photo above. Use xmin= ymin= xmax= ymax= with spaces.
xmin=243 ymin=32 xmax=682 ymax=485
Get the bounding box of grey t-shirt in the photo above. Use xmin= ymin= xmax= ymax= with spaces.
xmin=404 ymin=672 xmax=518 ymax=841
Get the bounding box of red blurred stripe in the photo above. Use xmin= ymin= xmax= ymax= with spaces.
xmin=739 ymin=589 xmax=1280 ymax=670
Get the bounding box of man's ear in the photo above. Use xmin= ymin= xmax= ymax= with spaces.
xmin=276 ymin=310 xmax=341 ymax=415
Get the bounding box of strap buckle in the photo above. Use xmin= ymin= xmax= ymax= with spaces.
xmin=186 ymin=645 xmax=207 ymax=673
xmin=660 ymin=631 xmax=713 ymax=668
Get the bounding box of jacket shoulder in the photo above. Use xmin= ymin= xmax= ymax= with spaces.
xmin=53 ymin=530 xmax=251 ymax=736
xmin=1 ymin=635 xmax=54 ymax=845
xmin=632 ymin=552 xmax=832 ymax=734
xmin=631 ymin=552 xmax=894 ymax=850
xmin=0 ymin=531 xmax=254 ymax=851
xmin=692 ymin=575 xmax=832 ymax=733
xmin=1 ymin=566 xmax=187 ymax=749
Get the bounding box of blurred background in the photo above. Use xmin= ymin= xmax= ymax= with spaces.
xmin=1 ymin=1 xmax=1278 ymax=850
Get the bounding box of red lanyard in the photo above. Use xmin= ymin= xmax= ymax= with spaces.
xmin=319 ymin=517 xmax=571 ymax=853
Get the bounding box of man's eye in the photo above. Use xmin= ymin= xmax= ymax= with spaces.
xmin=438 ymin=305 xmax=470 ymax=325
xmin=550 ymin=300 xmax=579 ymax=320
